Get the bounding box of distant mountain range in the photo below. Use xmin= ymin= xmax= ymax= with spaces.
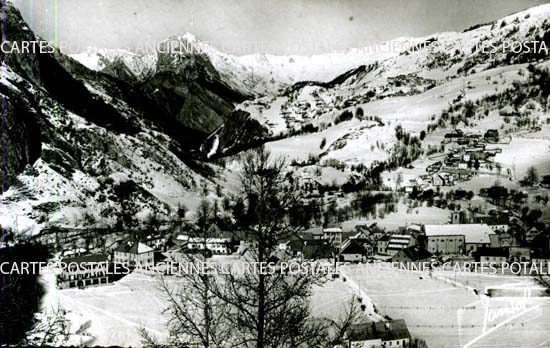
xmin=1 ymin=0 xmax=549 ymax=234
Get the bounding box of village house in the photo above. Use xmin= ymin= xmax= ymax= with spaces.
xmin=339 ymin=239 xmax=366 ymax=262
xmin=175 ymin=235 xmax=233 ymax=254
xmin=57 ymin=254 xmax=112 ymax=289
xmin=323 ymin=225 xmax=343 ymax=245
xmin=474 ymin=214 xmax=509 ymax=233
xmin=143 ymin=233 xmax=168 ymax=251
xmin=362 ymin=223 xmax=386 ymax=240
xmin=406 ymin=223 xmax=423 ymax=236
xmin=348 ymin=231 xmax=374 ymax=257
xmin=114 ymin=240 xmax=155 ymax=267
xmin=386 ymin=234 xmax=416 ymax=256
xmin=391 ymin=246 xmax=432 ymax=267
xmin=443 ymin=130 xmax=464 ymax=143
xmin=423 ymin=224 xmax=495 ymax=255
xmin=288 ymin=238 xmax=334 ymax=260
xmin=376 ymin=234 xmax=390 ymax=255
xmin=345 ymin=319 xmax=411 ymax=348
xmin=476 ymin=247 xmax=509 ymax=266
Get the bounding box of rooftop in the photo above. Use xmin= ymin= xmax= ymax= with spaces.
xmin=394 ymin=246 xmax=432 ymax=262
xmin=424 ymin=224 xmax=495 ymax=244
xmin=348 ymin=319 xmax=411 ymax=342
xmin=116 ymin=241 xmax=154 ymax=254
xmin=62 ymin=253 xmax=109 ymax=265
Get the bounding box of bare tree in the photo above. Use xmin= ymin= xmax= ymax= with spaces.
xmin=141 ymin=198 xmax=230 ymax=348
xmin=326 ymin=297 xmax=363 ymax=347
xmin=143 ymin=147 xmax=330 ymax=347
xmin=141 ymin=272 xmax=230 ymax=348
xmin=211 ymin=146 xmax=325 ymax=348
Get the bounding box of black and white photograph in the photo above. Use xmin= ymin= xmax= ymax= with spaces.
xmin=1 ymin=0 xmax=550 ymax=347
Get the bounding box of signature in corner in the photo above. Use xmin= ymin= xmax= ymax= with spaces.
xmin=463 ymin=287 xmax=541 ymax=348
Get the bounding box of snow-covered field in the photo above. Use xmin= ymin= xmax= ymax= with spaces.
xmin=494 ymin=137 xmax=550 ymax=179
xmin=40 ymin=264 xmax=379 ymax=347
xmin=341 ymin=204 xmax=450 ymax=232
xmin=341 ymin=264 xmax=550 ymax=348
xmin=41 ymin=270 xmax=171 ymax=347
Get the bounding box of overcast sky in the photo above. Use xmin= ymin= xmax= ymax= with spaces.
xmin=12 ymin=0 xmax=550 ymax=55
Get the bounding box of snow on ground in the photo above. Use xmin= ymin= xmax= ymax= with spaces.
xmin=41 ymin=270 xmax=172 ymax=347
xmin=239 ymin=96 xmax=289 ymax=135
xmin=341 ymin=203 xmax=450 ymax=232
xmin=451 ymin=175 xmax=521 ymax=194
xmin=265 ymin=119 xmax=392 ymax=165
xmin=341 ymin=263 xmax=550 ymax=348
xmin=494 ymin=137 xmax=550 ymax=179
xmin=38 ymin=258 xmax=379 ymax=347
xmin=295 ymin=165 xmax=353 ymax=186
xmin=310 ymin=277 xmax=380 ymax=322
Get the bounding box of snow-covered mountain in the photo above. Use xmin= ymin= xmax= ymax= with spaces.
xmin=3 ymin=1 xmax=550 ymax=235
xmin=0 ymin=2 xmax=230 ymax=235
xmin=70 ymin=33 xmax=403 ymax=95
xmin=231 ymin=4 xmax=550 ymax=161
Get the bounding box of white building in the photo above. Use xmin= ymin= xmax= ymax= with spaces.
xmin=175 ymin=235 xmax=232 ymax=254
xmin=114 ymin=241 xmax=155 ymax=267
xmin=424 ymin=224 xmax=495 ymax=255
xmin=57 ymin=254 xmax=111 ymax=289
xmin=323 ymin=226 xmax=343 ymax=245
xmin=345 ymin=320 xmax=411 ymax=348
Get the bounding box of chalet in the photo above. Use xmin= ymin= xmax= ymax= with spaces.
xmin=474 ymin=215 xmax=509 ymax=233
xmin=465 ymin=133 xmax=483 ymax=141
xmin=348 ymin=231 xmax=374 ymax=257
xmin=386 ymin=234 xmax=415 ymax=256
xmin=114 ymin=241 xmax=155 ymax=267
xmin=57 ymin=254 xmax=111 ymax=289
xmin=424 ymin=224 xmax=495 ymax=255
xmin=391 ymin=246 xmax=432 ymax=266
xmin=323 ymin=225 xmax=343 ymax=245
xmin=367 ymin=223 xmax=386 ymax=240
xmin=345 ymin=320 xmax=411 ymax=348
xmin=483 ymin=129 xmax=499 ymax=143
xmin=288 ymin=238 xmax=334 ymax=260
xmin=476 ymin=247 xmax=509 ymax=266
xmin=339 ymin=240 xmax=366 ymax=262
xmin=376 ymin=235 xmax=390 ymax=255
